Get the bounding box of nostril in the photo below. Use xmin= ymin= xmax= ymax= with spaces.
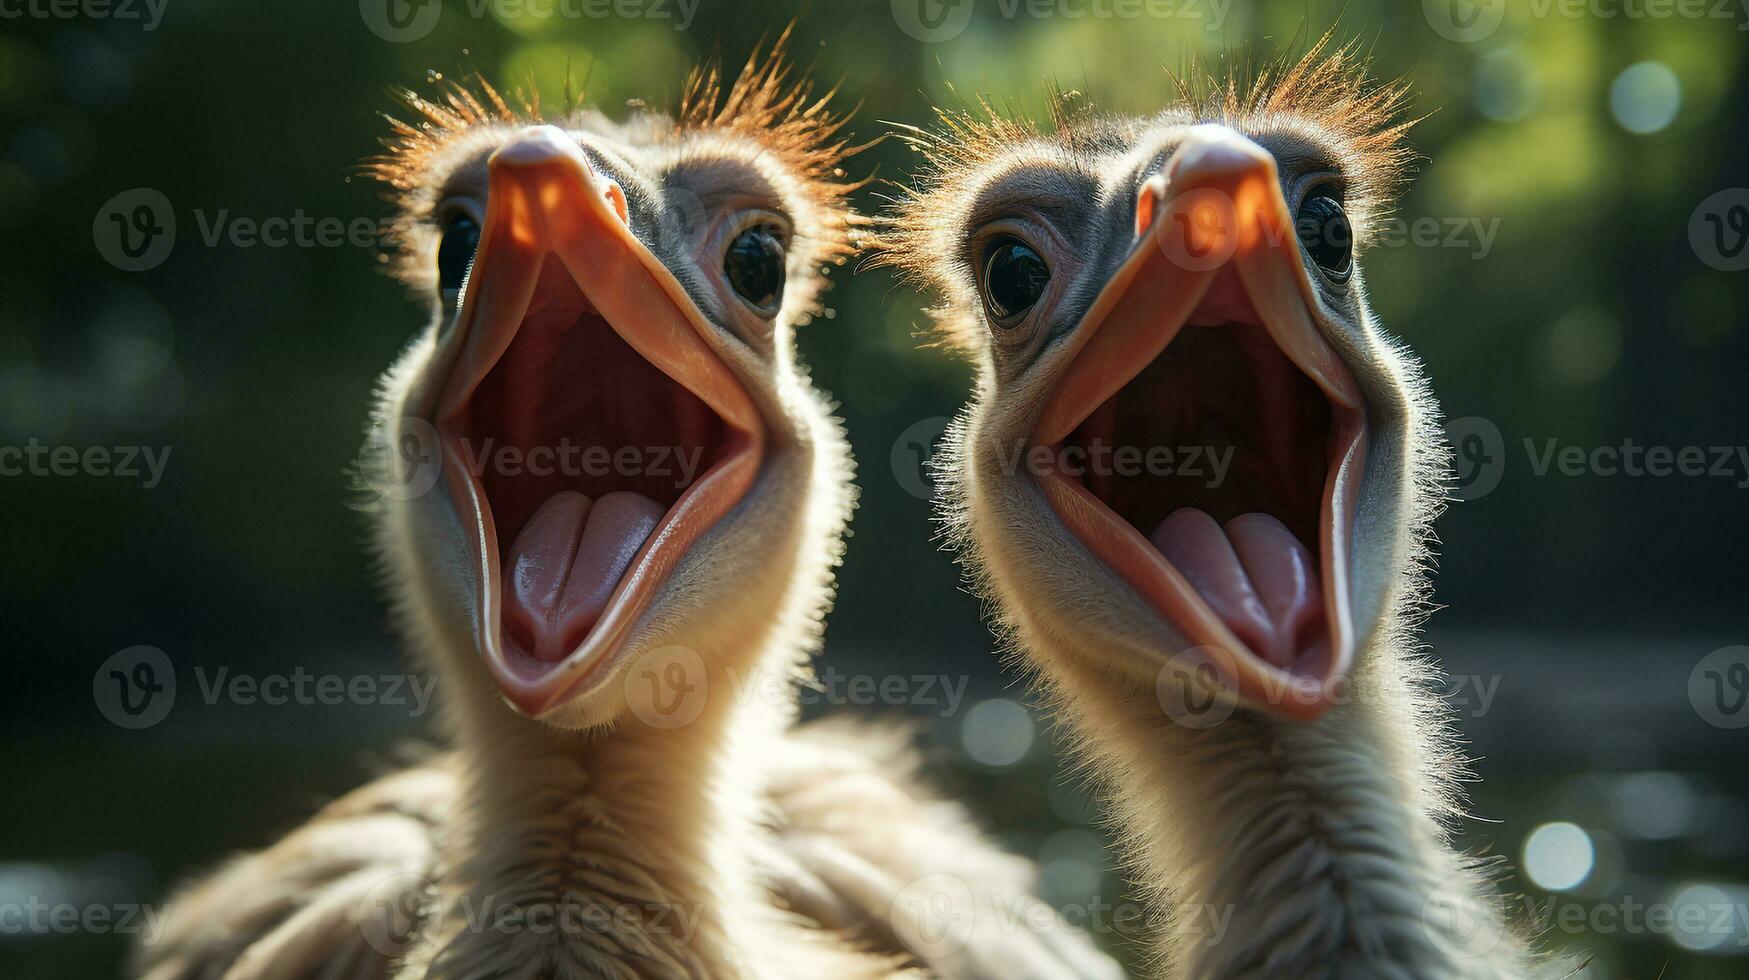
xmin=601 ymin=180 xmax=628 ymax=226
xmin=1135 ymin=174 xmax=1167 ymax=239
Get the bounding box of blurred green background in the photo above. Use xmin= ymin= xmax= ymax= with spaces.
xmin=3 ymin=1 xmax=1746 ymax=976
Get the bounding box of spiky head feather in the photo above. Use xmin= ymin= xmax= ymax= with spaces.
xmin=880 ymin=32 xmax=1418 ymax=355
xmin=363 ymin=29 xmax=864 ymax=288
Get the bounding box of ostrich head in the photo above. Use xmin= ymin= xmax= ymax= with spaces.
xmin=360 ymin=44 xmax=859 ymax=729
xmin=888 ymin=39 xmax=1445 ymax=722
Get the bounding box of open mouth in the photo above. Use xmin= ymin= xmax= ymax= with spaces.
xmin=1061 ymin=275 xmax=1337 ymax=674
xmin=455 ymin=257 xmax=733 ymax=664
xmin=1031 ymin=129 xmax=1369 ymax=718
xmin=430 ymin=127 xmax=764 ymax=716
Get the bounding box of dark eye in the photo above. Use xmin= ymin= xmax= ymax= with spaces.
xmin=437 ymin=212 xmax=480 ymax=295
xmin=980 ymin=235 xmax=1050 ymax=325
xmin=1295 ymin=187 xmax=1352 ymax=282
xmin=724 ymin=223 xmax=786 ymax=313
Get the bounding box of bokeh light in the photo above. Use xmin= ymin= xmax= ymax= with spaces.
xmin=1610 ymin=62 xmax=1682 ymax=135
xmin=1523 ymin=822 xmax=1595 ymax=892
xmin=960 ymin=698 xmax=1035 ymax=768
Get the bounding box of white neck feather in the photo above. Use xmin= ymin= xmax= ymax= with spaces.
xmin=400 ymin=649 xmax=796 ymax=979
xmin=1037 ymin=630 xmax=1541 ymax=979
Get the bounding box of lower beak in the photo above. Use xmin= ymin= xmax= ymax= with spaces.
xmin=1032 ymin=125 xmax=1368 ymax=721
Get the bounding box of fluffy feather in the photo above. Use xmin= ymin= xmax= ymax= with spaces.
xmin=898 ymin=33 xmax=1577 ymax=978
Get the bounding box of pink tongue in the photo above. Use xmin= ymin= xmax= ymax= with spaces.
xmin=1150 ymin=508 xmax=1325 ymax=670
xmin=504 ymin=490 xmax=665 ymax=663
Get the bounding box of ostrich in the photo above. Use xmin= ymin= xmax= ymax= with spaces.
xmin=883 ymin=39 xmax=1569 ymax=978
xmin=135 ymin=45 xmax=1119 ymax=980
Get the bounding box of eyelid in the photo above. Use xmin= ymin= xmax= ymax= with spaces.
xmin=1292 ymin=172 xmax=1346 ymax=207
xmin=723 ymin=208 xmax=792 ymax=244
xmin=434 ymin=196 xmax=483 ymax=229
xmin=968 ymin=216 xmax=1051 ymax=272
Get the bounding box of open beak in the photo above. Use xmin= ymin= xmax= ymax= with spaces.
xmin=1032 ymin=125 xmax=1368 ymax=720
xmin=432 ymin=126 xmax=765 ymax=717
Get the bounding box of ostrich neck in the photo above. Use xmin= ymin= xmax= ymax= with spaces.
xmin=413 ymin=629 xmax=800 ymax=978
xmin=1044 ymin=641 xmax=1528 ymax=979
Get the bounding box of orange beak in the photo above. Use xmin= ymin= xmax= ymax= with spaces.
xmin=1032 ymin=125 xmax=1368 ymax=720
xmin=432 ymin=126 xmax=765 ymax=717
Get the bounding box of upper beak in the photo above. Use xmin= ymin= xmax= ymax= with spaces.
xmin=431 ymin=126 xmax=765 ymax=717
xmin=1032 ymin=125 xmax=1369 ymax=720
